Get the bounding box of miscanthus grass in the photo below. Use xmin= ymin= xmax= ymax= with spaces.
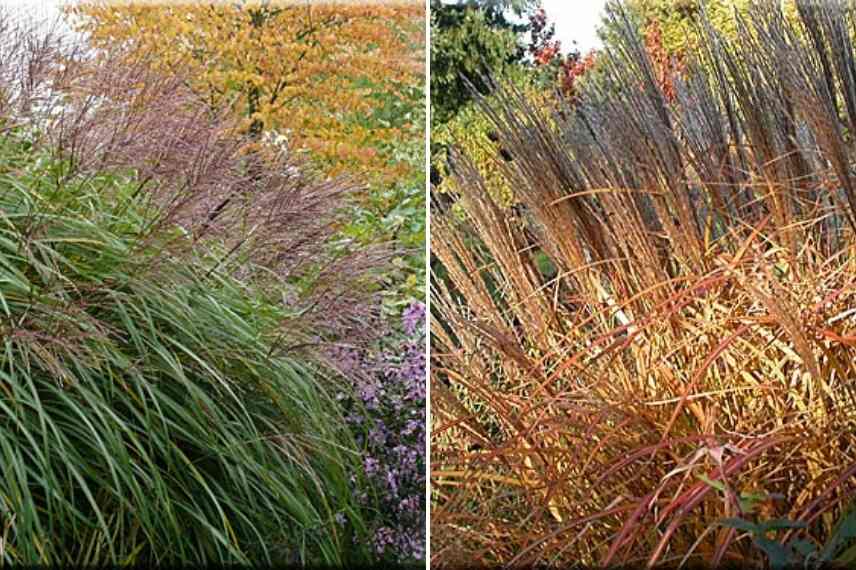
xmin=0 ymin=129 xmax=378 ymax=565
xmin=432 ymin=1 xmax=856 ymax=567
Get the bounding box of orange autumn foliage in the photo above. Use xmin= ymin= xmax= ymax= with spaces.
xmin=67 ymin=1 xmax=425 ymax=182
xmin=559 ymin=49 xmax=597 ymax=98
xmin=643 ymin=20 xmax=685 ymax=102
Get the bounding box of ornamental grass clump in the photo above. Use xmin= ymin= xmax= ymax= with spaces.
xmin=0 ymin=11 xmax=389 ymax=565
xmin=431 ymin=1 xmax=856 ymax=567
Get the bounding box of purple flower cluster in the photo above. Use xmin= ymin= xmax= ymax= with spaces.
xmin=336 ymin=301 xmax=426 ymax=562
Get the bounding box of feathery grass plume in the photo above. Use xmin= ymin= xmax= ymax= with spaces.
xmin=0 ymin=9 xmax=392 ymax=565
xmin=431 ymin=1 xmax=856 ymax=566
xmin=0 ymin=7 xmax=388 ymax=349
